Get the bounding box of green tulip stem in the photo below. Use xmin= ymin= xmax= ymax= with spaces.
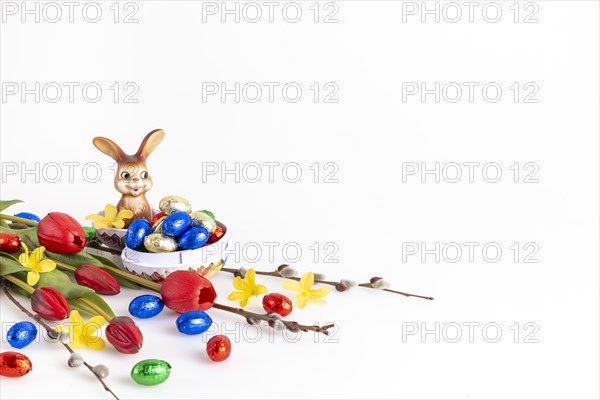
xmin=2 ymin=274 xmax=35 ymax=294
xmin=0 ymin=213 xmax=39 ymax=226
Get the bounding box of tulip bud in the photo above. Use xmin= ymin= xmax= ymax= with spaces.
xmin=105 ymin=316 xmax=143 ymax=354
xmin=37 ymin=212 xmax=86 ymax=254
xmin=0 ymin=233 xmax=21 ymax=254
xmin=74 ymin=264 xmax=120 ymax=295
xmin=160 ymin=271 xmax=217 ymax=313
xmin=31 ymin=287 xmax=70 ymax=321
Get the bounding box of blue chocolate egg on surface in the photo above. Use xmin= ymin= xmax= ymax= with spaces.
xmin=176 ymin=311 xmax=212 ymax=335
xmin=161 ymin=212 xmax=192 ymax=237
xmin=14 ymin=212 xmax=41 ymax=227
xmin=125 ymin=219 xmax=152 ymax=250
xmin=7 ymin=321 xmax=38 ymax=349
xmin=129 ymin=295 xmax=164 ymax=319
xmin=177 ymin=227 xmax=209 ymax=250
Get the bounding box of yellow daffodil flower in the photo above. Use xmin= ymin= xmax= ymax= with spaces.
xmin=56 ymin=310 xmax=106 ymax=350
xmin=228 ymin=268 xmax=268 ymax=307
xmin=282 ymin=272 xmax=330 ymax=309
xmin=86 ymin=204 xmax=133 ymax=229
xmin=18 ymin=243 xmax=56 ymax=286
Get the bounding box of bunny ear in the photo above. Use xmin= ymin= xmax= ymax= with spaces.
xmin=93 ymin=137 xmax=126 ymax=161
xmin=135 ymin=129 xmax=165 ymax=159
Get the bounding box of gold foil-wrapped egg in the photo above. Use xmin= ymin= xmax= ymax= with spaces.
xmin=189 ymin=212 xmax=217 ymax=234
xmin=159 ymin=196 xmax=192 ymax=215
xmin=144 ymin=233 xmax=178 ymax=253
xmin=152 ymin=216 xmax=167 ymax=233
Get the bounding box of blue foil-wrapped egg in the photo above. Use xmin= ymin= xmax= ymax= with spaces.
xmin=176 ymin=311 xmax=212 ymax=335
xmin=14 ymin=212 xmax=41 ymax=227
xmin=129 ymin=295 xmax=164 ymax=319
xmin=7 ymin=322 xmax=38 ymax=349
xmin=126 ymin=219 xmax=152 ymax=250
xmin=177 ymin=227 xmax=209 ymax=250
xmin=162 ymin=212 xmax=192 ymax=237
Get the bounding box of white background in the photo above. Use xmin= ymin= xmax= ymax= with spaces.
xmin=1 ymin=1 xmax=599 ymax=399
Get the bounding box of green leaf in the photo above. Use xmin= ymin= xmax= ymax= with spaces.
xmin=79 ymin=292 xmax=116 ymax=319
xmin=93 ymin=254 xmax=140 ymax=290
xmin=45 ymin=248 xmax=105 ymax=269
xmin=35 ymin=270 xmax=93 ymax=298
xmin=0 ymin=252 xmax=28 ymax=276
xmin=0 ymin=199 xmax=23 ymax=213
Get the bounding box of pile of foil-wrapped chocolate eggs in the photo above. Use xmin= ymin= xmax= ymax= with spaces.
xmin=125 ymin=195 xmax=224 ymax=253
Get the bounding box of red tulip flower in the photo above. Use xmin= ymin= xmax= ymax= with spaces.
xmin=105 ymin=316 xmax=143 ymax=354
xmin=160 ymin=271 xmax=217 ymax=313
xmin=31 ymin=287 xmax=70 ymax=321
xmin=37 ymin=212 xmax=86 ymax=254
xmin=74 ymin=264 xmax=120 ymax=295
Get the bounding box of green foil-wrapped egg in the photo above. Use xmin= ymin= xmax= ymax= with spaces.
xmin=159 ymin=195 xmax=192 ymax=215
xmin=143 ymin=233 xmax=178 ymax=253
xmin=189 ymin=212 xmax=217 ymax=234
xmin=84 ymin=226 xmax=98 ymax=243
xmin=131 ymin=359 xmax=171 ymax=386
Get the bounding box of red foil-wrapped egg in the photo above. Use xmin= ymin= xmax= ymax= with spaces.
xmin=262 ymin=293 xmax=293 ymax=317
xmin=151 ymin=212 xmax=167 ymax=227
xmin=208 ymin=226 xmax=224 ymax=244
xmin=206 ymin=335 xmax=231 ymax=362
xmin=0 ymin=351 xmax=32 ymax=377
xmin=0 ymin=233 xmax=21 ymax=254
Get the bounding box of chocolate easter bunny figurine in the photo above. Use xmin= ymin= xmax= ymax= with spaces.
xmin=93 ymin=129 xmax=165 ymax=227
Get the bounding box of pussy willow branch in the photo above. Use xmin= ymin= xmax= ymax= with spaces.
xmin=222 ymin=267 xmax=434 ymax=301
xmin=0 ymin=283 xmax=120 ymax=400
xmin=212 ymin=303 xmax=335 ymax=335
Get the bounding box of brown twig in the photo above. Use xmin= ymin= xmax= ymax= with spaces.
xmin=212 ymin=303 xmax=335 ymax=335
xmin=222 ymin=266 xmax=434 ymax=301
xmin=1 ymin=284 xmax=120 ymax=400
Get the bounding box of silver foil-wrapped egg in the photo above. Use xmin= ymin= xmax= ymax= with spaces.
xmin=189 ymin=212 xmax=217 ymax=234
xmin=158 ymin=195 xmax=192 ymax=215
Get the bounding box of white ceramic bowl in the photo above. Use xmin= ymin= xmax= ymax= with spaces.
xmin=120 ymin=221 xmax=229 ymax=282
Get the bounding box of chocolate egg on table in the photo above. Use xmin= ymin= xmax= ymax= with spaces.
xmin=161 ymin=212 xmax=192 ymax=237
xmin=189 ymin=212 xmax=217 ymax=234
xmin=176 ymin=311 xmax=212 ymax=335
xmin=129 ymin=295 xmax=164 ymax=319
xmin=131 ymin=359 xmax=171 ymax=386
xmin=159 ymin=195 xmax=192 ymax=215
xmin=151 ymin=215 xmax=167 ymax=233
xmin=126 ymin=219 xmax=151 ymax=250
xmin=144 ymin=233 xmax=178 ymax=253
xmin=0 ymin=352 xmax=32 ymax=377
xmin=7 ymin=322 xmax=37 ymax=349
xmin=178 ymin=227 xmax=209 ymax=250
xmin=14 ymin=212 xmax=41 ymax=226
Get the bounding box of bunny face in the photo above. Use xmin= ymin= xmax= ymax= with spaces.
xmin=114 ymin=159 xmax=153 ymax=198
